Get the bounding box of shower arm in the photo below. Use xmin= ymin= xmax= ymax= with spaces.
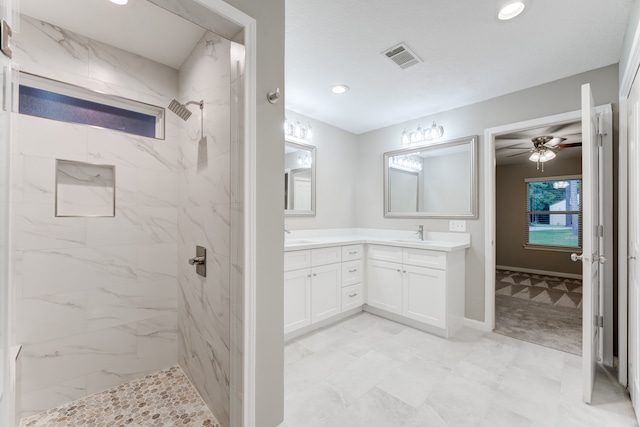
xmin=185 ymin=100 xmax=204 ymax=110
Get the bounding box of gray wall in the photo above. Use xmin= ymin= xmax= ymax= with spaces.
xmin=284 ymin=110 xmax=359 ymax=230
xmin=357 ymin=64 xmax=619 ymax=322
xmin=496 ymin=157 xmax=582 ymax=275
xmin=224 ymin=0 xmax=285 ymax=426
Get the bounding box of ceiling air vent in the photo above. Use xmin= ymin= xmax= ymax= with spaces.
xmin=382 ymin=43 xmax=422 ymax=70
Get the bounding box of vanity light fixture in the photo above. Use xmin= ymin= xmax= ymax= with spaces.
xmin=401 ymin=121 xmax=444 ymax=146
xmin=498 ymin=1 xmax=525 ymax=20
xmin=390 ymin=155 xmax=423 ymax=172
xmin=110 ymin=0 xmax=129 ymax=5
xmin=284 ymin=117 xmax=313 ymax=142
xmin=331 ymin=84 xmax=349 ymax=94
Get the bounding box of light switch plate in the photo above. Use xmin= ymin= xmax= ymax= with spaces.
xmin=449 ymin=220 xmax=466 ymax=232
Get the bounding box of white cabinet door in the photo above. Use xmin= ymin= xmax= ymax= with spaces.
xmin=403 ymin=265 xmax=446 ymax=328
xmin=284 ymin=269 xmax=311 ymax=334
xmin=311 ymin=263 xmax=342 ymax=323
xmin=367 ymin=259 xmax=403 ymax=314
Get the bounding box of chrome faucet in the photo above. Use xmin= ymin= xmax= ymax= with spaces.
xmin=415 ymin=225 xmax=424 ymax=241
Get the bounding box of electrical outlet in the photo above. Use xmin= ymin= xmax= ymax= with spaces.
xmin=449 ymin=220 xmax=466 ymax=232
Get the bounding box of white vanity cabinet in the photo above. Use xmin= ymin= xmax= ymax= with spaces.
xmin=367 ymin=244 xmax=465 ymax=337
xmin=284 ymin=244 xmax=365 ymax=337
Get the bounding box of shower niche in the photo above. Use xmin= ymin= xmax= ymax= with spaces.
xmin=55 ymin=159 xmax=116 ymax=217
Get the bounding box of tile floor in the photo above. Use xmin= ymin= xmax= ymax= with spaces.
xmin=19 ymin=365 xmax=220 ymax=427
xmin=284 ymin=312 xmax=638 ymax=427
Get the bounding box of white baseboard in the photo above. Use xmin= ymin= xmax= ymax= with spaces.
xmin=464 ymin=317 xmax=491 ymax=332
xmin=496 ymin=265 xmax=582 ymax=280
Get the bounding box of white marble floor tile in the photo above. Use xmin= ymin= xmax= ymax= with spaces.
xmin=377 ymin=356 xmax=451 ymax=408
xmin=284 ymin=312 xmax=638 ymax=427
xmin=326 ymin=350 xmax=402 ymax=402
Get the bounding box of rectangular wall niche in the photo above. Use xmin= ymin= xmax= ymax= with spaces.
xmin=56 ymin=160 xmax=116 ymax=217
xmin=18 ymin=72 xmax=165 ymax=139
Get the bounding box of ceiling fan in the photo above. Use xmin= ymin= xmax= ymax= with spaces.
xmin=504 ymin=135 xmax=582 ymax=171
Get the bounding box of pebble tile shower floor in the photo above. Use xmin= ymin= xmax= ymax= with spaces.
xmin=19 ymin=365 xmax=220 ymax=427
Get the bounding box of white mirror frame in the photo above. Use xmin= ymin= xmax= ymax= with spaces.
xmin=285 ymin=138 xmax=316 ymax=217
xmin=383 ymin=135 xmax=478 ymax=219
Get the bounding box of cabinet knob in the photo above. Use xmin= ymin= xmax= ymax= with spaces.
xmin=313 ymin=273 xmax=317 ymax=277
xmin=307 ymin=274 xmax=311 ymax=278
xmin=403 ymin=270 xmax=407 ymax=273
xmin=397 ymin=269 xmax=401 ymax=272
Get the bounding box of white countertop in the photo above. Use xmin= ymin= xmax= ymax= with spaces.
xmin=284 ymin=229 xmax=471 ymax=252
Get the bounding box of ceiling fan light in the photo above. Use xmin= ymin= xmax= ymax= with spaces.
xmin=528 ymin=152 xmax=540 ymax=162
xmin=498 ymin=1 xmax=525 ymax=20
xmin=540 ymin=150 xmax=556 ymax=162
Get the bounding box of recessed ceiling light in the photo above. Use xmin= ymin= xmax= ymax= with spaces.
xmin=110 ymin=0 xmax=129 ymax=5
xmin=331 ymin=85 xmax=349 ymax=94
xmin=498 ymin=1 xmax=525 ymax=20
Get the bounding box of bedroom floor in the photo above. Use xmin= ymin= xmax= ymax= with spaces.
xmin=494 ymin=269 xmax=582 ymax=354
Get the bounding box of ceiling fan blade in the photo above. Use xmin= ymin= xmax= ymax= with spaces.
xmin=544 ymin=137 xmax=567 ymax=147
xmin=558 ymin=142 xmax=582 ymax=148
xmin=507 ymin=151 xmax=532 ymax=158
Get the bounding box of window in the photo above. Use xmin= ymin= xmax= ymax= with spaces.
xmin=525 ymin=176 xmax=581 ymax=250
xmin=18 ymin=72 xmax=165 ymax=139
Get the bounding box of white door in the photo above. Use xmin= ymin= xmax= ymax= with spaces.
xmin=310 ymin=263 xmax=341 ymax=323
xmin=283 ymin=269 xmax=311 ymax=334
xmin=628 ymin=72 xmax=640 ymax=419
xmin=367 ymin=259 xmax=403 ymax=314
xmin=577 ymin=83 xmax=603 ymax=404
xmin=293 ymin=176 xmax=311 ymax=211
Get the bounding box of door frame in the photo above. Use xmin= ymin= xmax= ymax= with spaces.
xmin=185 ymin=1 xmax=258 ymax=425
xmin=483 ymin=106 xmax=614 ymax=365
xmin=617 ymin=14 xmax=640 ymax=387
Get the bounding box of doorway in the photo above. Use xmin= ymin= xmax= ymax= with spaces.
xmin=484 ymin=106 xmax=614 ymax=362
xmin=493 ymin=121 xmax=583 ymax=354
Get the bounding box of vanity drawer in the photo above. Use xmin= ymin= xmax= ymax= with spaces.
xmin=311 ymin=246 xmax=342 ymax=267
xmin=368 ymin=244 xmax=403 ymax=263
xmin=403 ymin=248 xmax=446 ymax=270
xmin=342 ymin=244 xmax=363 ymax=261
xmin=284 ymin=250 xmax=311 ymax=271
xmin=342 ymin=260 xmax=362 ymax=286
xmin=342 ymin=284 xmax=363 ymax=312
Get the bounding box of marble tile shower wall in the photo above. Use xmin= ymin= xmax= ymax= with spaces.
xmin=177 ymin=31 xmax=232 ymax=427
xmin=12 ymin=16 xmax=180 ymax=418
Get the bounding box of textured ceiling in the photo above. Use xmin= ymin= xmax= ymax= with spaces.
xmin=286 ymin=0 xmax=633 ymax=134
xmin=495 ymin=121 xmax=582 ymax=165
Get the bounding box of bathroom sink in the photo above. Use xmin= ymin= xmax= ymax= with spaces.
xmin=285 ymin=239 xmax=317 ymax=244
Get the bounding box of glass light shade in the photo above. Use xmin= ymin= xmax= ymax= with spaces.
xmin=528 ymin=152 xmax=540 ymax=162
xmin=401 ymin=129 xmax=410 ymax=145
xmin=498 ymin=1 xmax=525 ymax=20
xmin=110 ymin=0 xmax=129 ymax=4
xmin=540 ymin=150 xmax=556 ymax=162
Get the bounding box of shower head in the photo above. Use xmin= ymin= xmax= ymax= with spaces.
xmin=168 ymin=99 xmax=203 ymax=121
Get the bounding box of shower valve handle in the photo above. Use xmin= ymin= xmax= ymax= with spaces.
xmin=188 ymin=256 xmax=205 ymax=265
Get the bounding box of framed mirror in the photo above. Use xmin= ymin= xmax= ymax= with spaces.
xmin=285 ymin=139 xmax=316 ymax=216
xmin=384 ymin=135 xmax=478 ymax=218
